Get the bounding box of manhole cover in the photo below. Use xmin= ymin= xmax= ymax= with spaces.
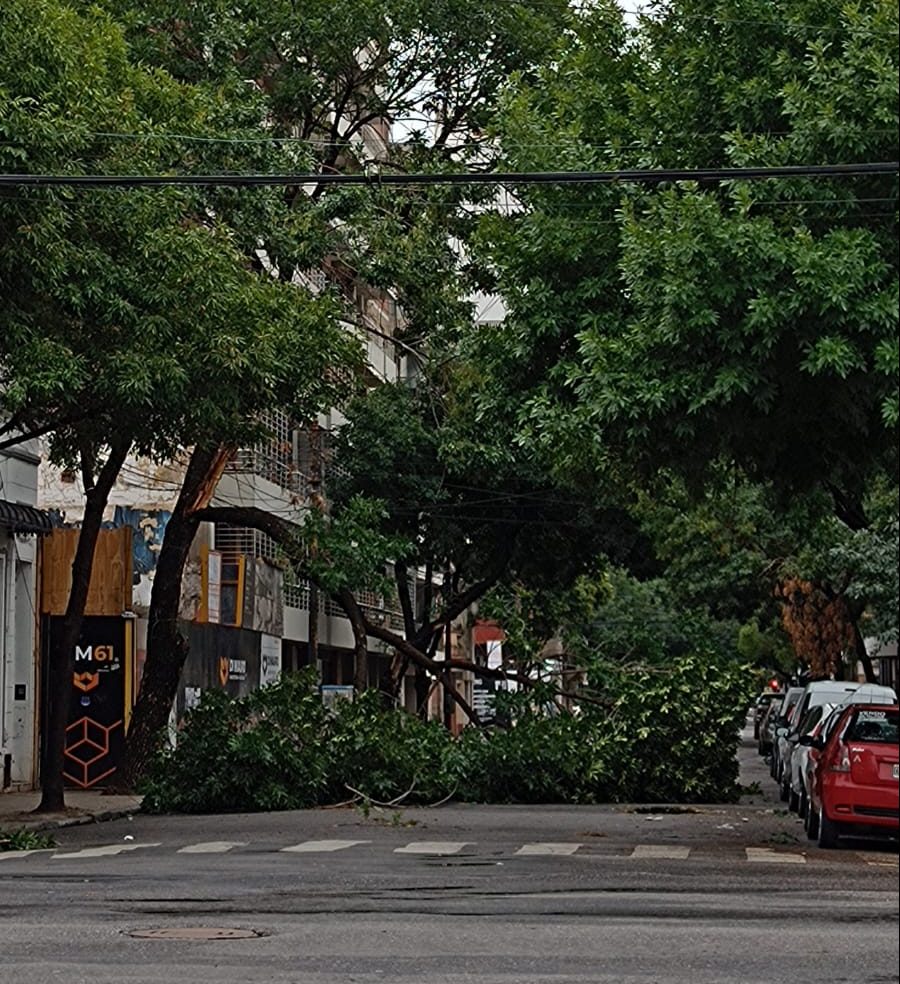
xmin=127 ymin=928 xmax=265 ymax=941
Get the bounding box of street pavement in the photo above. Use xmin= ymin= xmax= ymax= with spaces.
xmin=1 ymin=719 xmax=897 ymax=983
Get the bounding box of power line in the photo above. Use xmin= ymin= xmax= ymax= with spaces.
xmin=0 ymin=161 xmax=896 ymax=189
xmin=1 ymin=124 xmax=894 ymax=149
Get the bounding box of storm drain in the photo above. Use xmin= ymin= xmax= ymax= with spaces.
xmin=126 ymin=928 xmax=266 ymax=941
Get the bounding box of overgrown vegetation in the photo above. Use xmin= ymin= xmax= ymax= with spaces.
xmin=141 ymin=660 xmax=755 ymax=813
xmin=0 ymin=828 xmax=56 ymax=852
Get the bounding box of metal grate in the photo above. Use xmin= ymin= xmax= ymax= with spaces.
xmin=227 ymin=409 xmax=308 ymax=494
xmin=282 ymin=572 xmax=405 ymax=630
xmin=214 ymin=523 xmax=280 ymax=563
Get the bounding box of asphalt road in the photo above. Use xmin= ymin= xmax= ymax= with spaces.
xmin=1 ymin=722 xmax=897 ymax=984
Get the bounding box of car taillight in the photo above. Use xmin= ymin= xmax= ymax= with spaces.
xmin=829 ymin=743 xmax=851 ymax=773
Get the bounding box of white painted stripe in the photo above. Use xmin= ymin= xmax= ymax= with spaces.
xmin=858 ymin=852 xmax=899 ymax=867
xmin=280 ymin=839 xmax=370 ymax=853
xmin=177 ymin=841 xmax=247 ymax=854
xmin=630 ymin=845 xmax=691 ymax=860
xmin=52 ymin=842 xmax=161 ymax=859
xmin=394 ymin=841 xmax=470 ymax=855
xmin=745 ymin=847 xmax=806 ymax=864
xmin=515 ymin=843 xmax=582 ymax=856
xmin=0 ymin=849 xmax=53 ymax=861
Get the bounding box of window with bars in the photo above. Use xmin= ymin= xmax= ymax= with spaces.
xmin=282 ymin=572 xmax=405 ymax=631
xmin=227 ymin=409 xmax=308 ymax=494
xmin=214 ymin=523 xmax=280 ymax=565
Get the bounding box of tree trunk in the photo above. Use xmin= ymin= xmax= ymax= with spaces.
xmin=335 ymin=588 xmax=368 ymax=693
xmin=115 ymin=444 xmax=230 ymax=790
xmin=35 ymin=440 xmax=130 ymax=813
xmin=850 ymin=619 xmax=877 ymax=684
xmin=308 ymin=581 xmax=319 ymax=666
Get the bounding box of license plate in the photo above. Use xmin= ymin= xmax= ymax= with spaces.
xmin=893 ymin=764 xmax=899 ymax=780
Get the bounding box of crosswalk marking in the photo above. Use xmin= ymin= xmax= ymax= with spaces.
xmin=858 ymin=852 xmax=899 ymax=867
xmin=280 ymin=839 xmax=370 ymax=853
xmin=0 ymin=849 xmax=52 ymax=861
xmin=630 ymin=845 xmax=691 ymax=860
xmin=394 ymin=841 xmax=470 ymax=855
xmin=52 ymin=842 xmax=161 ymax=859
xmin=745 ymin=847 xmax=806 ymax=864
xmin=177 ymin=841 xmax=247 ymax=854
xmin=6 ymin=839 xmax=895 ymax=866
xmin=515 ymin=843 xmax=582 ymax=856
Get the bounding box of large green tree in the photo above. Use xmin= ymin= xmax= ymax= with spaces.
xmin=0 ymin=0 xmax=359 ymax=809
xmin=83 ymin=0 xmax=582 ymax=785
xmin=469 ymin=0 xmax=898 ymax=527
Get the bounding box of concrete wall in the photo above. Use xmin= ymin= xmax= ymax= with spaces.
xmin=1 ymin=440 xmax=41 ymax=788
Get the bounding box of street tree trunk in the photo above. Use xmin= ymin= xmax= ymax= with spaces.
xmin=35 ymin=439 xmax=130 ymax=813
xmin=335 ymin=588 xmax=368 ymax=693
xmin=850 ymin=614 xmax=877 ymax=684
xmin=116 ymin=444 xmax=231 ymax=790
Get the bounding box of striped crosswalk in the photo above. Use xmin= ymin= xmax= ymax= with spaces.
xmin=3 ymin=838 xmax=896 ymax=866
xmin=177 ymin=841 xmax=247 ymax=854
xmin=281 ymin=839 xmax=370 ymax=853
xmin=745 ymin=847 xmax=806 ymax=864
xmin=394 ymin=840 xmax=470 ymax=855
xmin=631 ymin=845 xmax=691 ymax=860
xmin=51 ymin=842 xmax=161 ymax=859
xmin=516 ymin=843 xmax=582 ymax=856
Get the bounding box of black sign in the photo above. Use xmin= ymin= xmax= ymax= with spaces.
xmin=44 ymin=616 xmax=130 ymax=788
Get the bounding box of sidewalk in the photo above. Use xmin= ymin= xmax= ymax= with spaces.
xmin=0 ymin=790 xmax=141 ymax=832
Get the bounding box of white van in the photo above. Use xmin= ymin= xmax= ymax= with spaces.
xmin=837 ymin=682 xmax=897 ymax=707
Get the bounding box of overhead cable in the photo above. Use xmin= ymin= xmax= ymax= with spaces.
xmin=0 ymin=161 xmax=896 ymax=189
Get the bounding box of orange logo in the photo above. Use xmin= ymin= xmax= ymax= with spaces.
xmin=73 ymin=672 xmax=99 ymax=693
xmin=218 ymin=656 xmax=229 ymax=686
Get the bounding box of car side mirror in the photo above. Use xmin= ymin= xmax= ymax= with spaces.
xmin=775 ymin=726 xmax=788 ymax=738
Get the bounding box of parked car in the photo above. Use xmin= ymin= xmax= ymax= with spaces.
xmin=842 ymin=683 xmax=898 ymax=706
xmin=754 ymin=691 xmax=784 ymax=743
xmin=757 ymin=699 xmax=783 ymax=757
xmin=785 ymin=702 xmax=837 ymax=813
xmin=773 ymin=681 xmax=875 ymax=788
xmin=789 ymin=684 xmax=897 ymax=808
xmin=769 ymin=686 xmax=806 ymax=779
xmin=803 ymin=703 xmax=899 ymax=848
xmin=797 ymin=704 xmax=849 ymax=821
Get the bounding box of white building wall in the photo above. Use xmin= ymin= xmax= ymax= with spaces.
xmin=1 ymin=439 xmax=42 ymax=788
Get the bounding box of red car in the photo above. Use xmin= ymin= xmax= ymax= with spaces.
xmin=803 ymin=703 xmax=899 ymax=848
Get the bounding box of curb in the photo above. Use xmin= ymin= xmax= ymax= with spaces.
xmin=1 ymin=808 xmax=138 ymax=834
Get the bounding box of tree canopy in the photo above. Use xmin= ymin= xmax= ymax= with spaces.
xmin=467 ymin=0 xmax=898 ymax=524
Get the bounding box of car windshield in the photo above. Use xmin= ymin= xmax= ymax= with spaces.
xmin=797 ymin=704 xmax=825 ymax=733
xmin=844 ymin=709 xmax=899 ymax=744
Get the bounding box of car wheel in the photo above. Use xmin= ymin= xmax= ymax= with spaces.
xmin=798 ymin=790 xmax=807 ymax=820
xmin=779 ymin=774 xmax=790 ymax=802
xmin=817 ymin=808 xmax=840 ymax=849
xmin=769 ymin=755 xmax=778 ymax=779
xmin=788 ymin=786 xmax=800 ymax=813
xmin=806 ymin=805 xmax=819 ymax=840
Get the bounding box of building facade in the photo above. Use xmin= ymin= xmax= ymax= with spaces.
xmin=1 ymin=436 xmax=51 ymax=789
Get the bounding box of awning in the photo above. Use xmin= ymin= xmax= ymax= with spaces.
xmin=0 ymin=499 xmax=54 ymax=535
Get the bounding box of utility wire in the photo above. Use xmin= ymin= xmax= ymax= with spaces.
xmin=1 ymin=124 xmax=895 ymax=149
xmin=0 ymin=162 xmax=896 ymax=189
